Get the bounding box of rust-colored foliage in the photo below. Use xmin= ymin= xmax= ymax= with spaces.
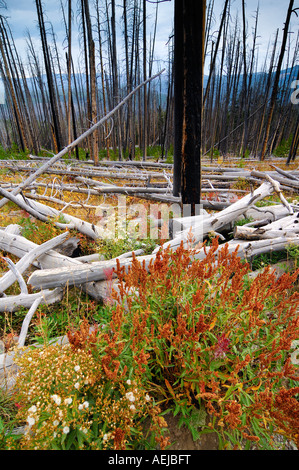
xmin=109 ymin=238 xmax=299 ymax=449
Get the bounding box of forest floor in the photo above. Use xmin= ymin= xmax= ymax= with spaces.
xmin=0 ymin=153 xmax=298 ymax=451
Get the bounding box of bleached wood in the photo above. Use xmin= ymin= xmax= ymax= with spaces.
xmin=2 ymin=257 xmax=28 ymax=295
xmin=154 ymin=182 xmax=278 ymax=253
xmin=28 ymin=254 xmax=155 ymax=290
xmin=27 ymin=234 xmax=299 ymax=291
xmin=17 ymin=297 xmax=42 ymax=347
xmin=0 ymin=288 xmax=63 ymax=312
xmin=234 ymin=226 xmax=299 ymax=240
xmin=0 ymin=232 xmax=69 ymax=294
xmin=0 ymin=230 xmax=112 ymax=301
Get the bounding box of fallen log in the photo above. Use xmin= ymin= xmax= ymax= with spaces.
xmin=155 ymin=181 xmax=283 ymax=253
xmin=0 ymin=187 xmax=73 ymax=229
xmin=234 ymin=226 xmax=299 ymax=240
xmin=27 ymin=235 xmax=299 ymax=291
xmin=28 ymin=254 xmax=155 ymax=290
xmin=0 ymin=229 xmax=111 ymax=301
xmin=0 ymin=232 xmax=69 ymax=294
xmin=1 ymin=191 xmax=101 ymax=240
xmin=270 ymin=164 xmax=299 ymax=182
xmin=251 ymin=170 xmax=299 ymax=191
xmin=0 ymin=288 xmax=63 ymax=313
xmin=244 ymin=204 xmax=293 ymax=223
xmin=17 ymin=297 xmax=41 ymax=347
xmin=234 ymin=212 xmax=299 ymax=240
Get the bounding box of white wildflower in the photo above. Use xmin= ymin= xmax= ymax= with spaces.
xmin=74 ymin=382 xmax=80 ymax=390
xmin=63 ymin=426 xmax=70 ymax=434
xmin=27 ymin=416 xmax=35 ymax=426
xmin=28 ymin=405 xmax=37 ymax=413
xmin=64 ymin=397 xmax=72 ymax=405
xmin=125 ymin=391 xmax=135 ymax=402
xmin=74 ymin=365 xmax=80 ymax=372
xmin=51 ymin=394 xmax=61 ymax=405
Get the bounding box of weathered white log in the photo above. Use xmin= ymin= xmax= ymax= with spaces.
xmin=28 ymin=254 xmax=155 ymax=290
xmin=8 ymin=193 xmax=101 ymax=240
xmin=28 ymin=235 xmax=299 ymax=291
xmin=0 ymin=230 xmax=80 ymax=270
xmin=2 ymin=257 xmax=28 ymax=295
xmin=234 ymin=212 xmax=299 ymax=240
xmin=221 ymin=236 xmax=299 ymax=260
xmin=75 ymin=248 xmax=144 ymax=263
xmin=24 ymin=192 xmax=99 ymax=210
xmin=270 ymin=164 xmax=299 ymax=182
xmin=244 ymin=204 xmax=292 ymax=223
xmin=0 ymin=187 xmax=73 ymax=229
xmin=154 ymin=182 xmax=279 ymax=253
xmin=96 ymin=186 xmax=171 ymax=194
xmin=251 ymin=170 xmax=299 ymax=191
xmin=0 ymin=288 xmax=63 ymax=312
xmin=2 ymin=224 xmax=22 ymax=235
xmin=17 ymin=297 xmax=42 ymax=347
xmin=0 ymin=232 xmax=69 ymax=294
xmin=260 ymin=213 xmax=299 ymax=232
xmin=234 ymin=226 xmax=299 ymax=240
xmin=0 ymin=230 xmax=112 ymax=301
xmin=135 ymin=192 xmax=230 ymax=211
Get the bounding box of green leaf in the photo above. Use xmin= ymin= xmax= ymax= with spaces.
xmin=65 ymin=429 xmax=76 ymax=450
xmin=190 ymin=407 xmax=207 ymax=428
xmin=210 ymin=359 xmax=225 ymax=371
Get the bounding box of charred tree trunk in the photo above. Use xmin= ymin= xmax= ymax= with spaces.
xmin=35 ymin=0 xmax=63 ymax=152
xmin=260 ymin=0 xmax=295 ymax=161
xmin=173 ymin=0 xmax=206 ymax=216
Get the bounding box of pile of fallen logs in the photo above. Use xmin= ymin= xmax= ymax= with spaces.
xmin=0 ymin=157 xmax=298 ymax=351
xmin=0 ymin=71 xmax=298 ymax=390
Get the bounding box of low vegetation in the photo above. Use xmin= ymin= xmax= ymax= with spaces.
xmin=1 ymin=236 xmax=298 ymax=450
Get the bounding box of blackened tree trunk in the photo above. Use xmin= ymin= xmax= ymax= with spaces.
xmin=173 ymin=0 xmax=206 ymax=216
xmin=260 ymin=0 xmax=295 ymax=161
xmin=35 ymin=0 xmax=63 ymax=152
xmin=286 ymin=110 xmax=299 ymax=164
xmin=142 ymin=0 xmax=147 ymax=161
xmin=82 ymin=0 xmax=99 ymax=165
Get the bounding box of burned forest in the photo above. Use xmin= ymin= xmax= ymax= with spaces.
xmin=0 ymin=0 xmax=298 ymax=453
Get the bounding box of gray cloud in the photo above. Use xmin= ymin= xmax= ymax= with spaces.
xmin=1 ymin=0 xmax=298 ymax=75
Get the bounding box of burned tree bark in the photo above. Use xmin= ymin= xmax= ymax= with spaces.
xmin=173 ymin=0 xmax=206 ymax=216
xmin=260 ymin=0 xmax=295 ymax=161
xmin=35 ymin=0 xmax=63 ymax=152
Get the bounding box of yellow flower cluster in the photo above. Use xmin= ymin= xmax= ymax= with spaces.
xmin=10 ymin=344 xmax=99 ymax=449
xmin=8 ymin=342 xmax=164 ymax=450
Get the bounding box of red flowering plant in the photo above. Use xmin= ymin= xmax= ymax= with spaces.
xmin=109 ymin=237 xmax=299 ymax=450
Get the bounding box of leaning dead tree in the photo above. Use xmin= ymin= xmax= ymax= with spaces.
xmin=0 ymin=69 xmax=165 ymax=210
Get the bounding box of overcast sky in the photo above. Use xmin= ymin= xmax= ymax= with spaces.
xmin=1 ymin=0 xmax=298 ymax=76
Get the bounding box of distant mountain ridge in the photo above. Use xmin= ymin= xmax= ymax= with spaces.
xmin=6 ymin=64 xmax=299 ymax=107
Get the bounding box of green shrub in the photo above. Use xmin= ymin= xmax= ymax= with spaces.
xmin=7 ymin=239 xmax=299 ymax=450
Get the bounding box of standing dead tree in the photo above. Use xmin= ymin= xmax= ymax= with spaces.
xmin=0 ymin=69 xmax=165 ymax=210
xmin=35 ymin=0 xmax=63 ymax=152
xmin=173 ymin=0 xmax=206 ymax=216
xmin=260 ymin=0 xmax=296 ymax=161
